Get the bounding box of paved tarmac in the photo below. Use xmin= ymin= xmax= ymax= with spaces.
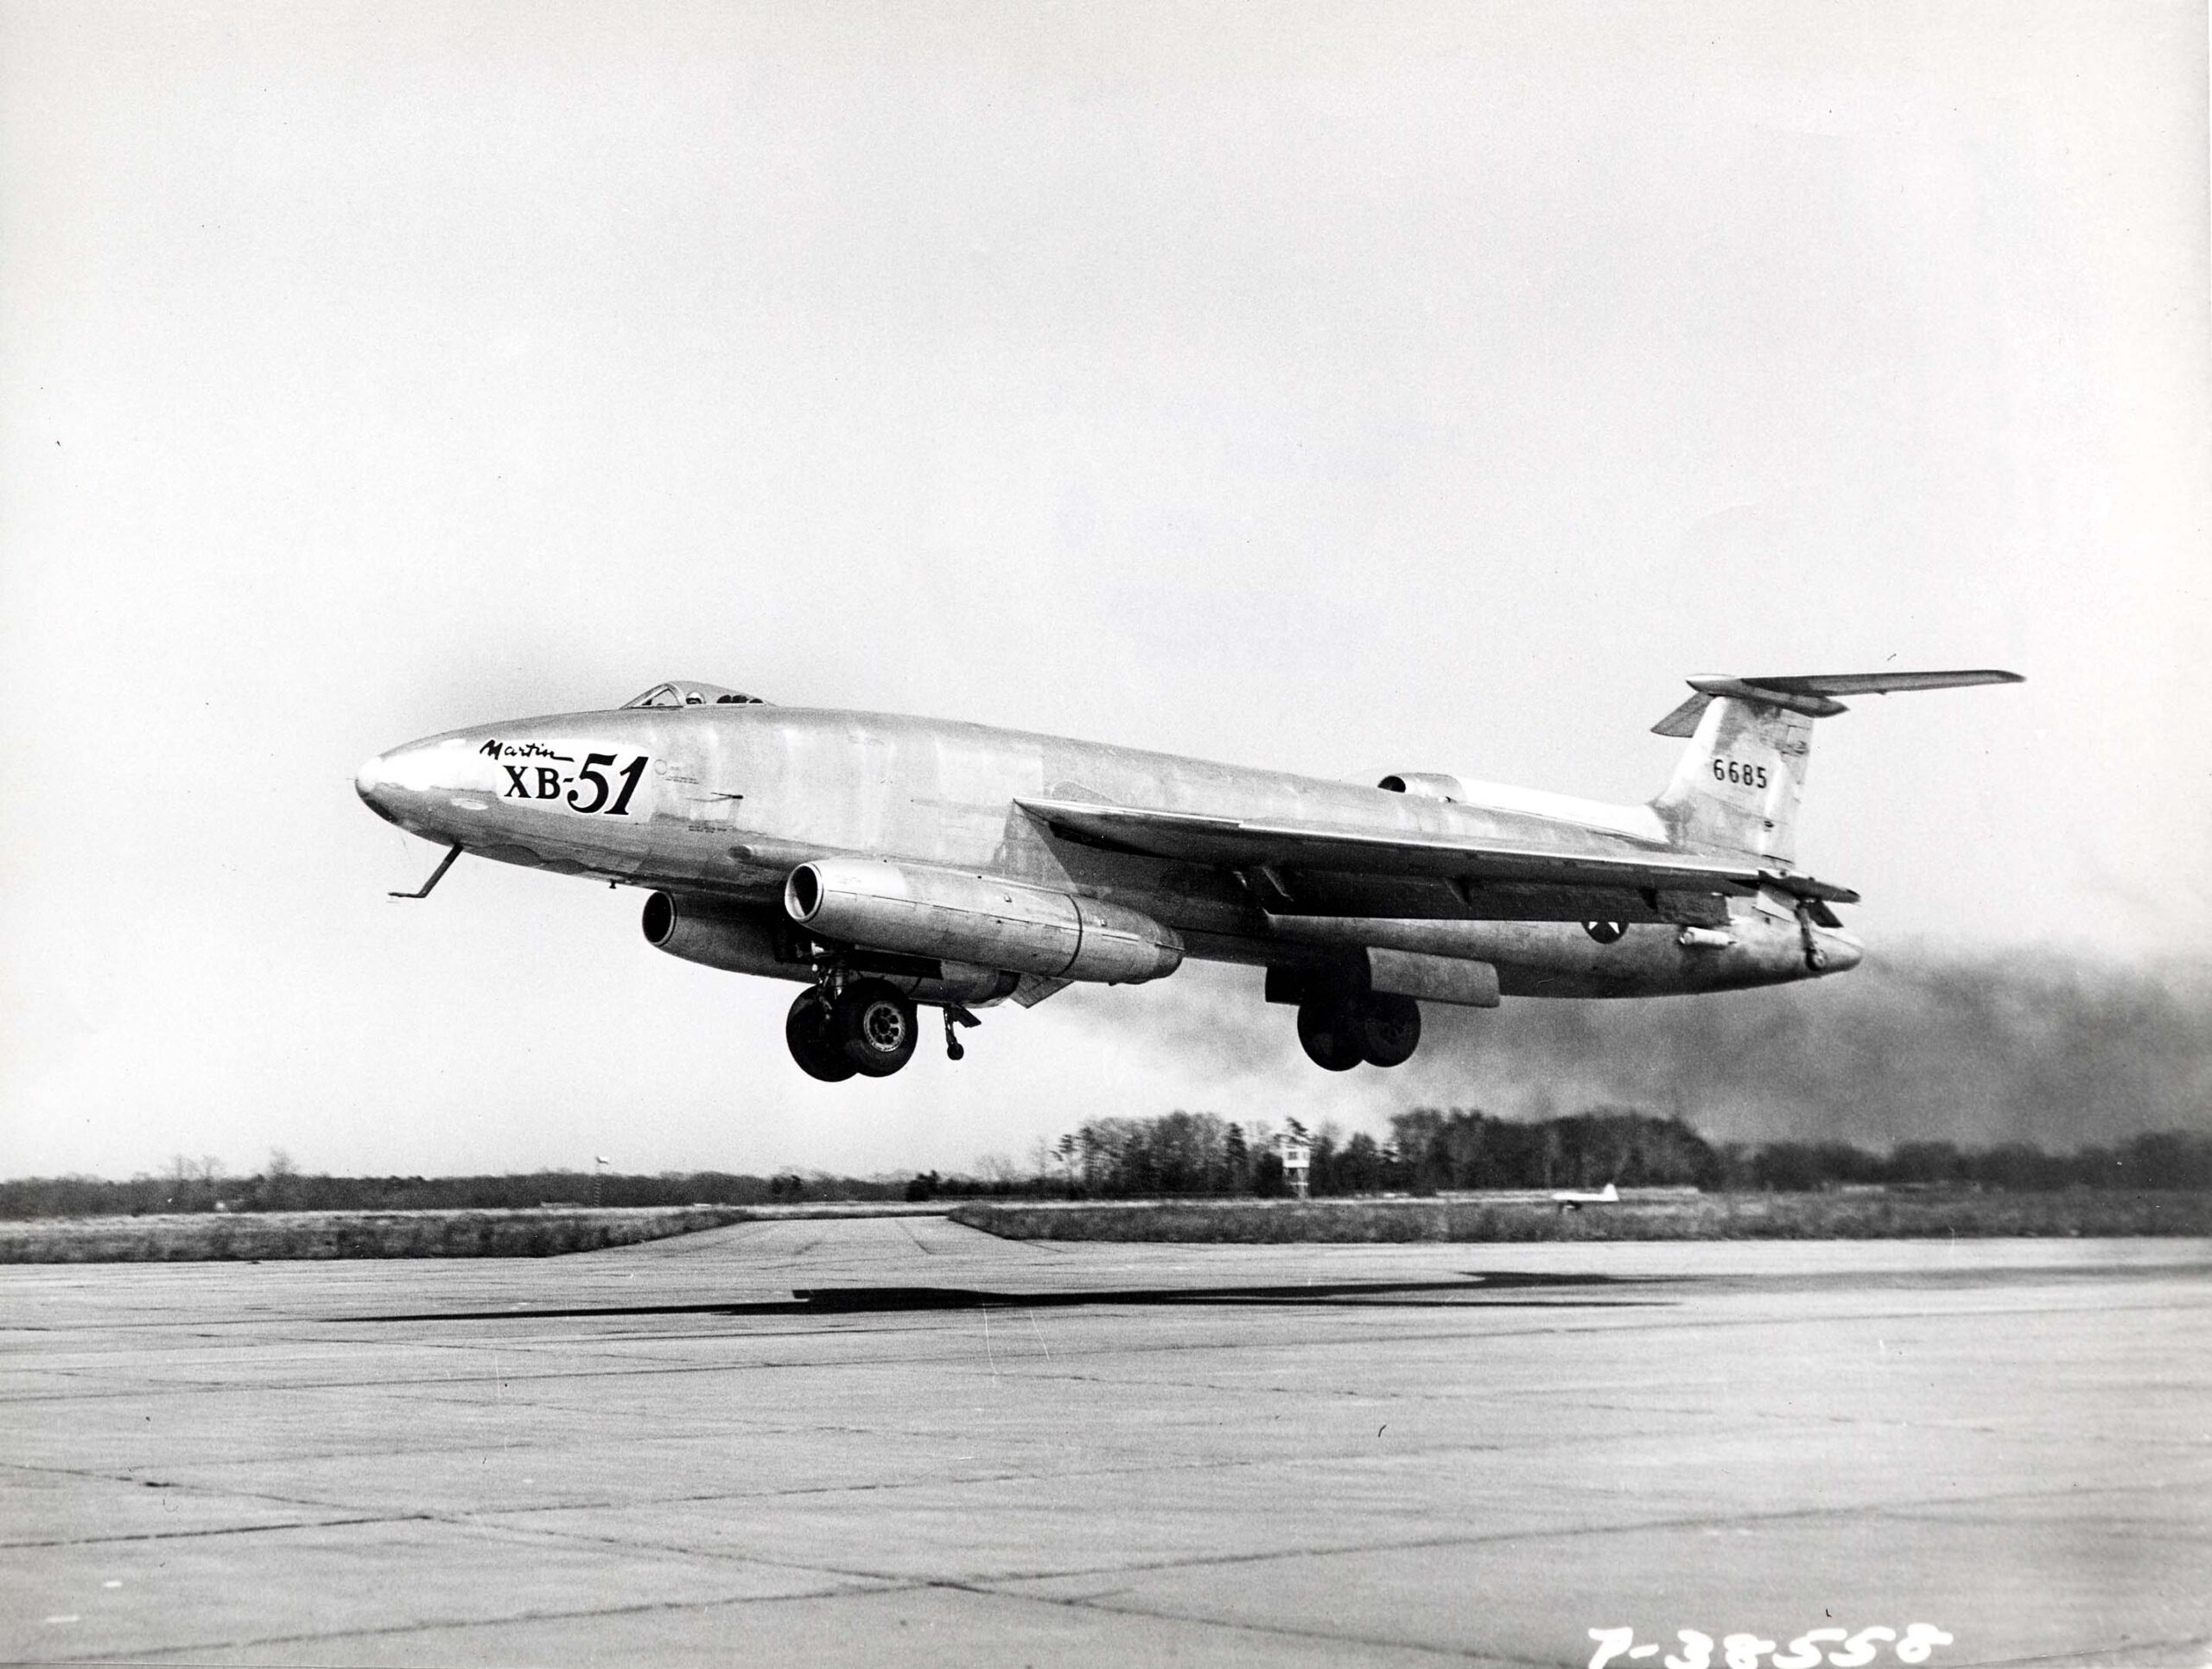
xmin=3 ymin=1220 xmax=2207 ymax=1667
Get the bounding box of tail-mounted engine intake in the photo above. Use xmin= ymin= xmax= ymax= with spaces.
xmin=1376 ymin=772 xmax=1469 ymax=802
xmin=785 ymin=858 xmax=1183 ymax=984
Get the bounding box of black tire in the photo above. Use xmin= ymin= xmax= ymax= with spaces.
xmin=1353 ymin=993 xmax=1421 ymax=1067
xmin=1296 ymin=998 xmax=1363 ymax=1072
xmin=785 ymin=991 xmax=856 ymax=1082
xmin=832 ymin=978 xmax=918 ymax=1078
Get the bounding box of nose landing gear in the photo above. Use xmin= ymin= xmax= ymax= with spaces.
xmin=831 ymin=978 xmax=918 ymax=1078
xmin=785 ymin=978 xmax=923 ymax=1080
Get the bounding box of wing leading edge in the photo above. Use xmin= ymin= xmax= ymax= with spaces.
xmin=1013 ymin=797 xmax=1859 ymax=912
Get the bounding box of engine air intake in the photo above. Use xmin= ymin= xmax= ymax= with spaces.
xmin=1377 ymin=773 xmax=1468 ymax=802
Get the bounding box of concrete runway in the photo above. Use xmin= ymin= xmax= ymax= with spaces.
xmin=3 ymin=1220 xmax=2207 ymax=1667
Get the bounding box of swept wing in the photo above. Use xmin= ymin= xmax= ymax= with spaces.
xmin=1014 ymin=797 xmax=1858 ymax=920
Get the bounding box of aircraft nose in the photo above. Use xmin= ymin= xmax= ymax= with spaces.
xmin=354 ymin=740 xmax=451 ymax=825
xmin=354 ymin=752 xmax=402 ymax=825
xmin=355 ymin=752 xmax=389 ymax=806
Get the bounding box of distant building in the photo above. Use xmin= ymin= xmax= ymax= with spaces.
xmin=1277 ymin=1132 xmax=1312 ymax=1200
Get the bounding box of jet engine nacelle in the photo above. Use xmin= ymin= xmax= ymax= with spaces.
xmin=785 ymin=858 xmax=1183 ymax=984
xmin=643 ymin=891 xmax=1016 ymax=1005
xmin=1376 ymin=772 xmax=1469 ymax=802
xmin=644 ymin=891 xmax=810 ymax=982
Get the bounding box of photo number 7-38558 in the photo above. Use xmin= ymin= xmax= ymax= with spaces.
xmin=1589 ymin=1624 xmax=1954 ymax=1669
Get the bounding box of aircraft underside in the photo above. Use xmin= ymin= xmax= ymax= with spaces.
xmin=636 ymin=878 xmax=1837 ymax=1081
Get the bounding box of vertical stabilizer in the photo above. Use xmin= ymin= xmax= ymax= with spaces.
xmin=1651 ymin=692 xmax=1815 ymax=863
xmin=1647 ymin=670 xmax=2022 ymax=865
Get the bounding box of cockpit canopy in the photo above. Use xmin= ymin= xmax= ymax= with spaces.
xmin=620 ymin=680 xmax=770 ymax=710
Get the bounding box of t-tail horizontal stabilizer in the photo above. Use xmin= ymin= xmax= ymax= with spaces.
xmin=1649 ymin=668 xmax=2023 ymax=866
xmin=1650 ymin=669 xmax=2024 ymax=736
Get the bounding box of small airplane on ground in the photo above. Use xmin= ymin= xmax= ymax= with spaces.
xmin=1550 ymin=1183 xmax=1620 ymax=1209
xmin=357 ymin=668 xmax=2018 ymax=1081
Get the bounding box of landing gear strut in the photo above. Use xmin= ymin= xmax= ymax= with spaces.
xmin=943 ymin=1004 xmax=979 ymax=1061
xmin=785 ymin=979 xmax=922 ymax=1080
xmin=1295 ymin=992 xmax=1422 ymax=1071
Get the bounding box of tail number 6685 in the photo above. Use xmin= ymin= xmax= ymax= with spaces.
xmin=1711 ymin=757 xmax=1770 ymax=789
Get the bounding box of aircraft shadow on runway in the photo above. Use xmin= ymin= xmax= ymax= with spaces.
xmin=338 ymin=1271 xmax=1674 ymax=1325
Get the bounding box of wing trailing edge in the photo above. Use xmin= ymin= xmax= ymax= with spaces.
xmin=1014 ymin=797 xmax=1859 ymax=910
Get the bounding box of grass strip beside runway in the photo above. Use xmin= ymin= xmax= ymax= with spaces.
xmin=950 ymin=1190 xmax=2212 ymax=1242
xmin=0 ymin=1205 xmax=753 ymax=1261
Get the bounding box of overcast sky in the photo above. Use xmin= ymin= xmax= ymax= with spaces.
xmin=3 ymin=1 xmax=2206 ymax=1181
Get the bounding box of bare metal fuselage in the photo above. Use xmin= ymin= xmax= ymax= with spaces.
xmin=357 ymin=704 xmax=1847 ymax=999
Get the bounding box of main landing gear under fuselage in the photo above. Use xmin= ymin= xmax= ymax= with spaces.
xmin=785 ymin=979 xmax=919 ymax=1081
xmin=1294 ymin=991 xmax=1421 ymax=1071
xmin=785 ymin=979 xmax=981 ymax=1081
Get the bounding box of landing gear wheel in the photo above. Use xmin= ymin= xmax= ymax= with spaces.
xmin=832 ymin=978 xmax=919 ymax=1078
xmin=1296 ymin=998 xmax=1364 ymax=1072
xmin=785 ymin=991 xmax=856 ymax=1082
xmin=1353 ymin=993 xmax=1421 ymax=1067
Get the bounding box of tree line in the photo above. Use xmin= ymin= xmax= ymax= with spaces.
xmin=0 ymin=1157 xmax=901 ymax=1220
xmin=1386 ymin=1110 xmax=2212 ymax=1194
xmin=4 ymin=1112 xmax=2208 ymax=1219
xmin=931 ymin=1108 xmax=2212 ymax=1200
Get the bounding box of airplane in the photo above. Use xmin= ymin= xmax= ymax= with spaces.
xmin=356 ymin=668 xmax=2021 ymax=1082
xmin=1549 ymin=1183 xmax=1619 ymax=1209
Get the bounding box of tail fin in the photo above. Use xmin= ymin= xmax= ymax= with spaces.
xmin=1649 ymin=670 xmax=2022 ymax=864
